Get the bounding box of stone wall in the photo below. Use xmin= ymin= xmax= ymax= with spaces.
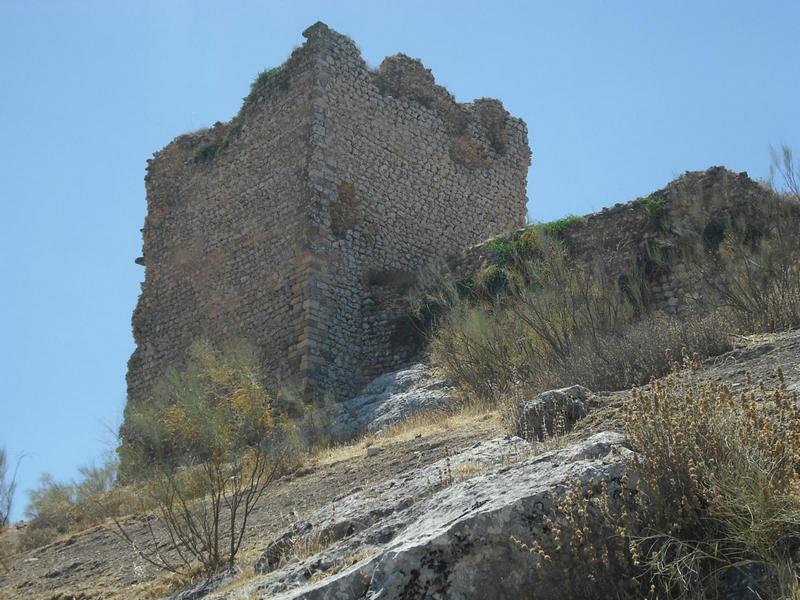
xmin=126 ymin=37 xmax=316 ymax=414
xmin=299 ymin=24 xmax=530 ymax=394
xmin=126 ymin=21 xmax=531 ymax=413
xmin=453 ymin=166 xmax=800 ymax=316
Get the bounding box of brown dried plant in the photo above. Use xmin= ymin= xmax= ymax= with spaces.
xmin=624 ymin=370 xmax=800 ymax=597
xmin=512 ymin=475 xmax=653 ymax=600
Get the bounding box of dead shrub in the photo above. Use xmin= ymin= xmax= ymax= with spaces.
xmin=513 ymin=476 xmax=651 ymax=600
xmin=703 ymin=226 xmax=800 ymax=333
xmin=514 ymin=374 xmax=800 ymax=599
xmin=542 ymin=312 xmax=731 ymax=392
xmin=770 ymin=144 xmax=800 ymax=201
xmin=624 ymin=373 xmax=800 ymax=597
xmin=0 ymin=447 xmax=19 ymax=571
xmin=675 ymin=170 xmax=800 ymax=334
xmin=430 ymin=236 xmax=638 ymax=402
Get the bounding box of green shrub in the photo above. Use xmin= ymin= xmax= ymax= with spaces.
xmin=536 ymin=214 xmax=582 ymax=236
xmin=636 ymin=194 xmax=669 ymax=231
xmin=18 ymin=457 xmax=118 ymax=551
xmin=241 ymin=66 xmax=284 ymax=108
xmin=250 ymin=67 xmax=281 ymax=93
xmin=192 ymin=144 xmax=216 ymax=163
xmin=483 ymin=227 xmax=542 ymax=270
xmin=119 ymin=339 xmax=284 ymax=576
xmin=192 ymin=120 xmax=243 ymax=164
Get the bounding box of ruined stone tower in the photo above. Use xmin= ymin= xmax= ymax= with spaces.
xmin=126 ymin=22 xmax=530 ymax=411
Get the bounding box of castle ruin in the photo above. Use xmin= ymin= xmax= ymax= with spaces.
xmin=126 ymin=22 xmax=531 ymax=409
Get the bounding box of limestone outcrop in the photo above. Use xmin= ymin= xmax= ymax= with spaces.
xmin=515 ymin=385 xmax=592 ymax=441
xmin=200 ymin=432 xmax=633 ymax=599
xmin=331 ymin=363 xmax=455 ymax=436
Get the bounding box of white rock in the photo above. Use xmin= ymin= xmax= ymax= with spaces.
xmin=515 ymin=385 xmax=591 ymax=441
xmin=232 ymin=431 xmax=632 ymax=600
xmin=331 ymin=364 xmax=455 ymax=436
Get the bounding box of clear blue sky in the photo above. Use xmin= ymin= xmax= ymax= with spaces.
xmin=1 ymin=0 xmax=798 ymax=520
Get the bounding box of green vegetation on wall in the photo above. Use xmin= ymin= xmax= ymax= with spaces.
xmin=193 ymin=64 xmax=284 ymax=165
xmin=635 ymin=194 xmax=669 ymax=230
xmin=536 ymin=214 xmax=582 ymax=236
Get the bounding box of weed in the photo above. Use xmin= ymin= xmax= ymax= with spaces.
xmin=536 ymin=214 xmax=582 ymax=236
xmin=250 ymin=67 xmax=281 ymax=94
xmin=192 ymin=120 xmax=243 ymax=164
xmin=241 ymin=66 xmax=284 ymax=108
xmin=636 ymin=194 xmax=669 ymax=230
xmin=512 ymin=476 xmax=649 ymax=599
xmin=193 ymin=144 xmax=216 ymax=163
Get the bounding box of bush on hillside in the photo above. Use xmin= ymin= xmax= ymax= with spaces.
xmin=513 ymin=475 xmax=650 ymax=599
xmin=515 ymin=374 xmax=800 ymax=599
xmin=703 ymin=221 xmax=800 ymax=333
xmin=625 ymin=373 xmax=800 ymax=598
xmin=18 ymin=457 xmax=120 ymax=551
xmin=430 ymin=236 xmax=630 ymax=401
xmin=0 ymin=447 xmax=16 ymax=530
xmin=0 ymin=447 xmax=19 ymax=571
xmin=770 ymin=144 xmax=799 ymax=201
xmin=668 ymin=162 xmax=800 ymax=334
xmin=118 ymin=339 xmax=284 ymax=576
xmin=430 ymin=235 xmax=731 ymax=402
xmin=542 ymin=312 xmax=731 ymax=392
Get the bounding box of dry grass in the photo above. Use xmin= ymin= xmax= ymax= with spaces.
xmin=512 ymin=475 xmax=648 ymax=600
xmin=314 ymin=404 xmax=503 ymax=468
xmin=429 ymin=232 xmax=734 ymax=408
xmin=124 ymin=564 xmax=206 ymax=599
xmin=511 ymin=370 xmax=800 ymax=599
xmin=625 ymin=372 xmax=800 ymax=596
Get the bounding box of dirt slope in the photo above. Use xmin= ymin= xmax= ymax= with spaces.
xmin=2 ymin=329 xmax=798 ymax=600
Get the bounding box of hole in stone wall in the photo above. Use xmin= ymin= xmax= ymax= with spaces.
xmin=450 ymin=134 xmax=490 ymax=169
xmin=702 ymin=219 xmax=726 ymax=252
xmin=330 ymin=182 xmax=361 ymax=238
xmin=474 ymin=99 xmax=509 ymax=156
xmin=365 ymin=268 xmax=418 ymax=292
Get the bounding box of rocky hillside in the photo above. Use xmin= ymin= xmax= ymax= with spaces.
xmin=2 ymin=329 xmax=799 ymax=599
